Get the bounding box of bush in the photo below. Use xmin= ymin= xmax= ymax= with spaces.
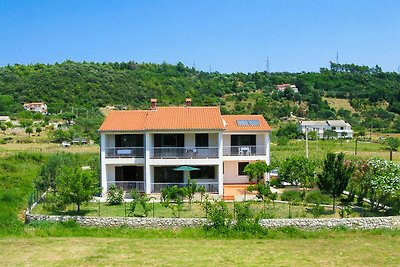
xmin=305 ymin=190 xmax=332 ymax=205
xmin=106 ymin=185 xmax=124 ymax=205
xmin=310 ymin=202 xmax=325 ymax=218
xmin=280 ymin=190 xmax=302 ymax=202
xmin=202 ymin=198 xmax=231 ymax=230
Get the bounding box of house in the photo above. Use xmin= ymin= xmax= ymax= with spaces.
xmin=23 ymin=102 xmax=48 ymax=114
xmin=0 ymin=116 xmax=11 ymax=122
xmin=299 ymin=120 xmax=353 ymax=139
xmin=276 ymin=84 xmax=299 ymax=93
xmin=98 ymin=98 xmax=271 ymax=196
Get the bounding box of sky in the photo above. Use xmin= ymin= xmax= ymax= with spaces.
xmin=0 ymin=0 xmax=399 ymax=73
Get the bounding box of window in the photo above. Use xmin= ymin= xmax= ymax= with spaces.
xmin=115 ymin=134 xmax=144 ymax=147
xmin=238 ymin=162 xmax=249 ymax=176
xmin=231 ymin=135 xmax=256 ymax=146
xmin=154 ymin=166 xmax=184 ymax=183
xmin=237 ymin=120 xmax=260 ymax=126
xmin=195 ymin=133 xmax=209 ymax=147
xmin=154 ymin=134 xmax=184 ymax=147
xmin=340 ymin=127 xmax=344 ymax=130
xmin=115 ymin=166 xmax=144 ymax=181
xmin=332 ymin=127 xmax=336 ymax=130
xmin=191 ymin=166 xmax=215 ymax=179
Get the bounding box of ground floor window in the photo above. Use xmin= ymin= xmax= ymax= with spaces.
xmin=191 ymin=166 xmax=215 ymax=179
xmin=115 ymin=166 xmax=144 ymax=181
xmin=154 ymin=166 xmax=184 ymax=183
xmin=238 ymin=162 xmax=249 ymax=176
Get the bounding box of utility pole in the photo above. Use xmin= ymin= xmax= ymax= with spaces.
xmin=305 ymin=127 xmax=309 ymax=159
xmin=336 ymin=51 xmax=339 ymax=64
xmin=316 ymin=128 xmax=319 ymax=159
xmin=355 ymin=138 xmax=358 ymax=155
xmin=266 ymin=56 xmax=270 ymax=73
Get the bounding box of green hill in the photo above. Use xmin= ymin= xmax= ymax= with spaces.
xmin=0 ymin=61 xmax=399 ymax=132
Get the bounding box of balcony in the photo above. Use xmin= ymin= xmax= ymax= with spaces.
xmin=223 ymin=146 xmax=266 ymax=156
xmin=107 ymin=181 xmax=145 ymax=192
xmin=151 ymin=147 xmax=218 ymax=159
xmin=152 ymin=182 xmax=219 ymax=193
xmin=106 ymin=147 xmax=144 ymax=158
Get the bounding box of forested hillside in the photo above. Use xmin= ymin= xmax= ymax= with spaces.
xmin=1 ymin=61 xmax=399 ymax=132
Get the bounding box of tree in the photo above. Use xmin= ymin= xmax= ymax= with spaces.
xmin=276 ymin=123 xmax=301 ymax=139
xmin=34 ymin=153 xmax=79 ymax=192
xmin=386 ymin=137 xmax=400 ymax=161
xmin=55 ymin=167 xmax=98 ymax=212
xmin=318 ymin=153 xmax=354 ymax=211
xmin=323 ymin=129 xmax=338 ymax=140
xmin=25 ymin=127 xmax=33 ymax=137
xmin=35 ymin=127 xmax=42 ymax=136
xmin=279 ymin=156 xmax=317 ymax=188
xmin=61 ymin=112 xmax=76 ymax=124
xmin=243 ymin=161 xmax=272 ymax=183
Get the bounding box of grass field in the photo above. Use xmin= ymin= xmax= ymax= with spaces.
xmin=1 ymin=228 xmax=399 ymax=266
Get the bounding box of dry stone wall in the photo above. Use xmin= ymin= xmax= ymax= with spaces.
xmin=26 ymin=213 xmax=400 ymax=230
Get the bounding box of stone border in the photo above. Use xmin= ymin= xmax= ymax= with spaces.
xmin=25 ymin=213 xmax=400 ymax=230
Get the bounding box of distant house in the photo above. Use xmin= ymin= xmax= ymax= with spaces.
xmin=276 ymin=84 xmax=299 ymax=93
xmin=0 ymin=116 xmax=11 ymax=122
xmin=299 ymin=120 xmax=353 ymax=139
xmin=23 ymin=102 xmax=48 ymax=114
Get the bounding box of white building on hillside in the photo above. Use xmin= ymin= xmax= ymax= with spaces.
xmin=99 ymin=98 xmax=271 ymax=196
xmin=299 ymin=120 xmax=353 ymax=139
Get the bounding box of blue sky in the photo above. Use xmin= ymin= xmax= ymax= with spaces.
xmin=0 ymin=0 xmax=399 ymax=73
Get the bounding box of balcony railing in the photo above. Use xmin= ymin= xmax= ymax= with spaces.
xmin=151 ymin=147 xmax=218 ymax=159
xmin=107 ymin=181 xmax=145 ymax=191
xmin=223 ymin=146 xmax=266 ymax=156
xmin=152 ymin=182 xmax=219 ymax=193
xmin=106 ymin=147 xmax=144 ymax=158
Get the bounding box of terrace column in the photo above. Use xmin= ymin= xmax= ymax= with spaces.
xmin=100 ymin=133 xmax=108 ymax=196
xmin=264 ymin=133 xmax=271 ymax=182
xmin=218 ymin=132 xmax=224 ymax=196
xmin=145 ymin=132 xmax=152 ymax=194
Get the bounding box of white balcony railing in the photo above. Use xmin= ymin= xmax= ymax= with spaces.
xmin=151 ymin=147 xmax=218 ymax=159
xmin=223 ymin=146 xmax=266 ymax=156
xmin=106 ymin=147 xmax=144 ymax=158
xmin=107 ymin=181 xmax=145 ymax=192
xmin=152 ymin=182 xmax=219 ymax=193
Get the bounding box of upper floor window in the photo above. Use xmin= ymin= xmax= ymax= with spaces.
xmin=195 ymin=133 xmax=209 ymax=147
xmin=115 ymin=134 xmax=143 ymax=147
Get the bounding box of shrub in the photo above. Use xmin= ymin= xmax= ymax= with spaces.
xmin=106 ymin=185 xmax=124 ymax=205
xmin=202 ymin=198 xmax=231 ymax=230
xmin=280 ymin=190 xmax=302 ymax=202
xmin=129 ymin=189 xmax=153 ymax=217
xmin=305 ymin=190 xmax=332 ymax=205
xmin=310 ymin=202 xmax=325 ymax=218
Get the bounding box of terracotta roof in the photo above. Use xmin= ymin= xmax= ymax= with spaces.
xmin=99 ymin=107 xmax=225 ymax=131
xmin=222 ymin=115 xmax=271 ymax=132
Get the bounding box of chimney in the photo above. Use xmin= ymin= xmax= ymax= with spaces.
xmin=185 ymin=98 xmax=192 ymax=107
xmin=150 ymin=98 xmax=157 ymax=110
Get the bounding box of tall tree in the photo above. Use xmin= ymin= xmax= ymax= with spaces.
xmin=386 ymin=137 xmax=400 ymax=161
xmin=318 ymin=152 xmax=354 ymax=211
xmin=56 ymin=167 xmax=98 ymax=212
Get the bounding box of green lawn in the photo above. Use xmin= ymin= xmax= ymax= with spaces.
xmin=32 ymin=199 xmax=384 ymax=219
xmin=1 ymin=229 xmax=399 ymax=266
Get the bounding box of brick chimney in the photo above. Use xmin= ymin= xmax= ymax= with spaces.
xmin=150 ymin=98 xmax=157 ymax=110
xmin=185 ymin=98 xmax=192 ymax=107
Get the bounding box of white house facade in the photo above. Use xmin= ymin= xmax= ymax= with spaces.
xmin=299 ymin=120 xmax=353 ymax=139
xmin=99 ymin=99 xmax=271 ymax=196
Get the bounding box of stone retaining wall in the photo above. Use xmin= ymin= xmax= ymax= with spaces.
xmin=26 ymin=213 xmax=207 ymax=229
xmin=26 ymin=213 xmax=400 ymax=230
xmin=259 ymin=216 xmax=400 ymax=230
